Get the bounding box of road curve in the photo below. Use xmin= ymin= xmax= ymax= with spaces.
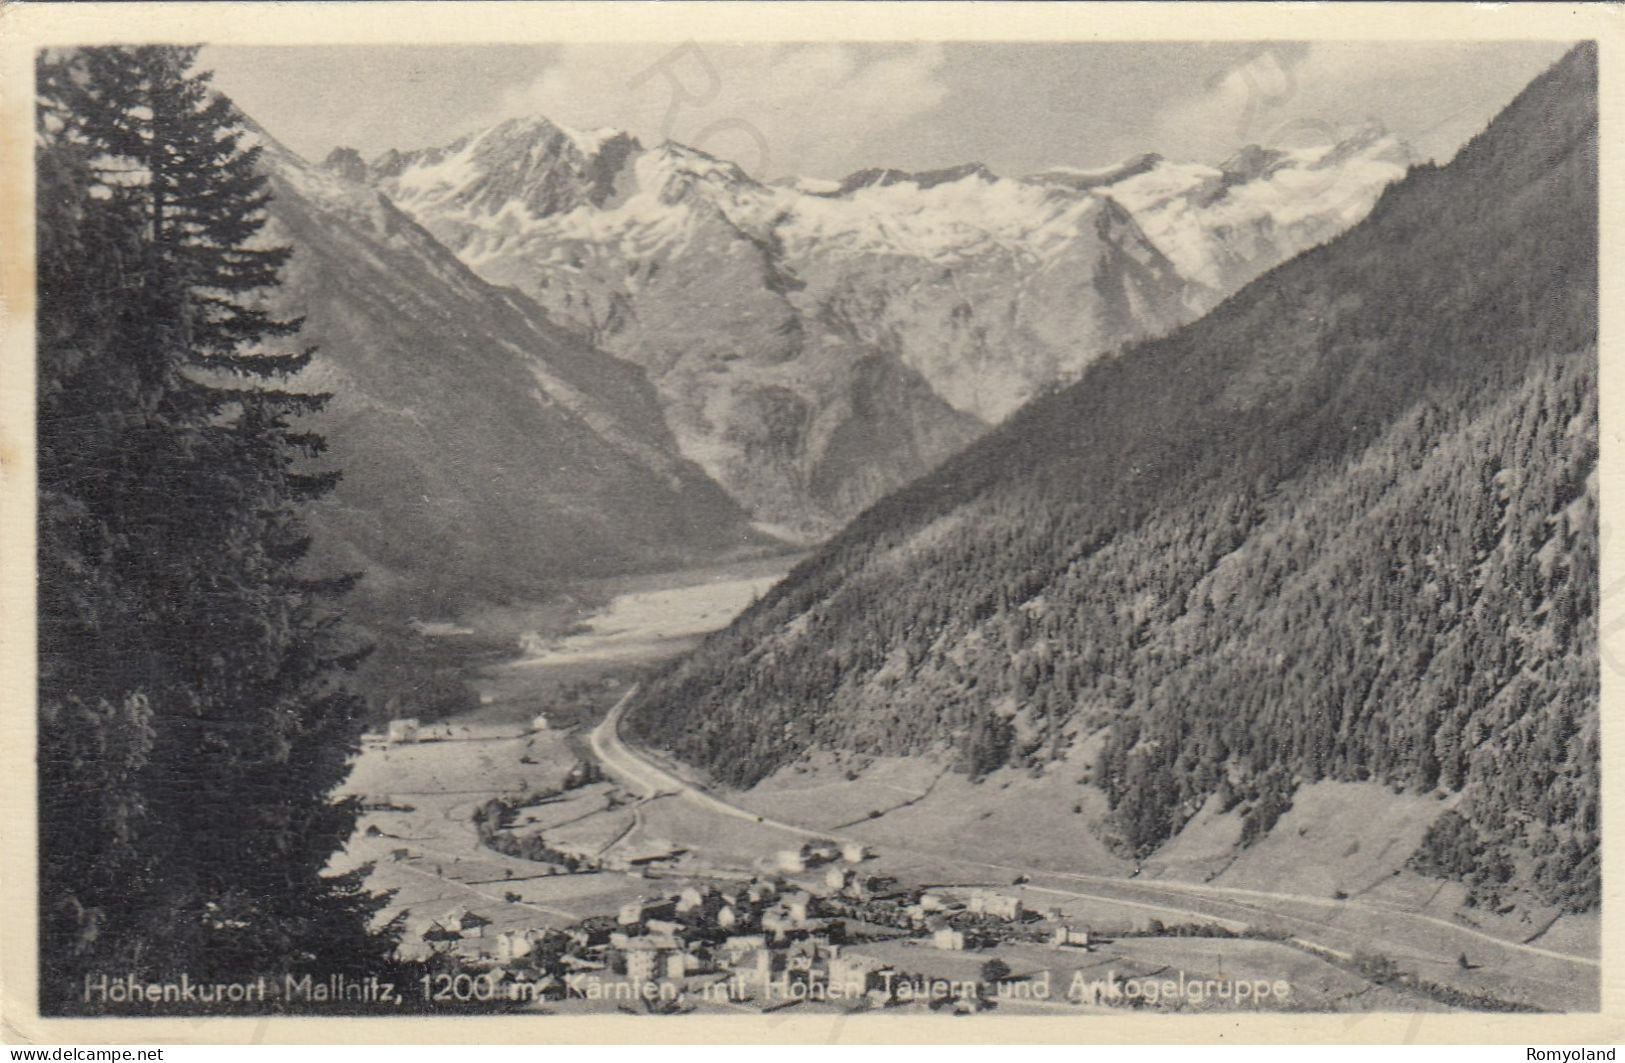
xmin=591 ymin=684 xmax=824 ymax=839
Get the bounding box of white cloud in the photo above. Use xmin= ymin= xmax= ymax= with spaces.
xmin=485 ymin=43 xmax=950 ymax=178
xmin=1146 ymin=42 xmax=1567 ymax=165
xmin=1149 ymin=45 xmax=1350 ymax=162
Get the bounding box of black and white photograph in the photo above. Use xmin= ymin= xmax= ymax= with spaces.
xmin=3 ymin=1 xmax=1617 ymax=1046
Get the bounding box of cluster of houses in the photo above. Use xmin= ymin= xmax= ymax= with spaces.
xmin=413 ymin=876 xmax=881 ymax=1004
xmin=422 ymin=906 xmax=495 ymax=948
xmin=400 ymin=835 xmax=1099 ymax=1009
xmin=771 ymin=838 xmax=869 ymax=873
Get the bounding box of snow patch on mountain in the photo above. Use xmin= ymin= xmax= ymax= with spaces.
xmin=1105 ymin=128 xmax=1410 ymax=294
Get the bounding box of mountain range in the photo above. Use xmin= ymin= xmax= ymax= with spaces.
xmin=624 ymin=44 xmax=1599 ymax=914
xmin=324 ymin=117 xmax=1411 ymax=536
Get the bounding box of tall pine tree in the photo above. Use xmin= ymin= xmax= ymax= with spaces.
xmin=37 ymin=45 xmax=392 ymax=1012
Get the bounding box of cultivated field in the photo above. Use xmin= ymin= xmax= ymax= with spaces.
xmin=330 ymin=555 xmax=807 ymax=970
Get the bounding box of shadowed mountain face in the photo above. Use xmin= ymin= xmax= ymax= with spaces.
xmin=624 ymin=45 xmax=1599 ymax=912
xmin=338 ymin=117 xmax=1410 ymax=537
xmin=249 ymin=132 xmax=766 ymax=612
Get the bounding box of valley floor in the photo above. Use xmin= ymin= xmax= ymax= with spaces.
xmin=330 ymin=557 xmax=1599 ymax=1015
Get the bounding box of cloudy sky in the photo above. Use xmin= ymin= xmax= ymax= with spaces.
xmin=203 ymin=41 xmax=1573 ymax=179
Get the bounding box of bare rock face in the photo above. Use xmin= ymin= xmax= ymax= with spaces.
xmin=344 ymin=118 xmax=1410 ymax=537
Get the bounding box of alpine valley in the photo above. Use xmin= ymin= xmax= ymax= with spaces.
xmin=324 ymin=115 xmax=1411 ymax=537
xmin=37 ymin=36 xmax=1602 ymax=1021
xmin=238 ymin=45 xmax=1599 ymax=959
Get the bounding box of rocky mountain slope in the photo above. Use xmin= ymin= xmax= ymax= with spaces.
xmin=625 ymin=45 xmax=1599 ymax=913
xmin=248 ymin=129 xmax=766 ymax=611
xmin=337 ymin=118 xmax=1410 ymax=535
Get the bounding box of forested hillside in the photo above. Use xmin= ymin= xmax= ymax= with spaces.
xmin=626 ymin=44 xmax=1599 ymax=911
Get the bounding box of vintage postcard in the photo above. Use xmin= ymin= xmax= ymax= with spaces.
xmin=1 ymin=0 xmax=1621 ymax=1046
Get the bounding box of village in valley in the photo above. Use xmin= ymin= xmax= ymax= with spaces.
xmin=325 ymin=563 xmax=1584 ymax=1017
xmin=421 ymin=833 xmax=1107 ymax=1013
xmin=344 ymin=705 xmax=1121 ymax=1015
xmin=337 ymin=691 xmax=1437 ymax=1017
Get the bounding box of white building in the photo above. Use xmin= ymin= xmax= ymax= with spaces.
xmin=646 ymin=918 xmax=684 ymax=940
xmin=624 ymin=943 xmax=661 ymax=984
xmin=722 ymin=934 xmax=766 ymax=957
xmin=804 ymin=841 xmax=841 ymax=863
xmin=1051 ymin=926 xmax=1091 ymax=949
xmin=441 ymin=906 xmax=491 ymax=939
xmin=931 ymin=927 xmax=966 ymax=951
xmin=968 ymin=891 xmax=1024 ymax=921
xmin=529 ymin=713 xmax=550 ymax=732
xmin=731 ymin=948 xmax=775 ymax=989
xmin=829 ymin=952 xmax=890 ymax=994
xmin=495 ymin=930 xmax=539 ymax=962
xmin=618 ymin=898 xmax=677 ymax=926
xmin=761 ymin=910 xmax=796 ymax=941
xmin=386 ymin=718 xmax=420 ymax=744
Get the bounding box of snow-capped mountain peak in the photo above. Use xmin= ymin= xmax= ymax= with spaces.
xmin=642 ymin=141 xmax=764 ymax=204
xmin=328 ymin=114 xmax=642 ymax=223
xmin=348 ymin=114 xmax=1412 ymax=533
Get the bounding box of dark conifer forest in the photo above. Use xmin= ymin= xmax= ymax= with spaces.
xmin=627 ymin=44 xmax=1599 ymax=912
xmin=36 ymin=46 xmax=394 ymax=1011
